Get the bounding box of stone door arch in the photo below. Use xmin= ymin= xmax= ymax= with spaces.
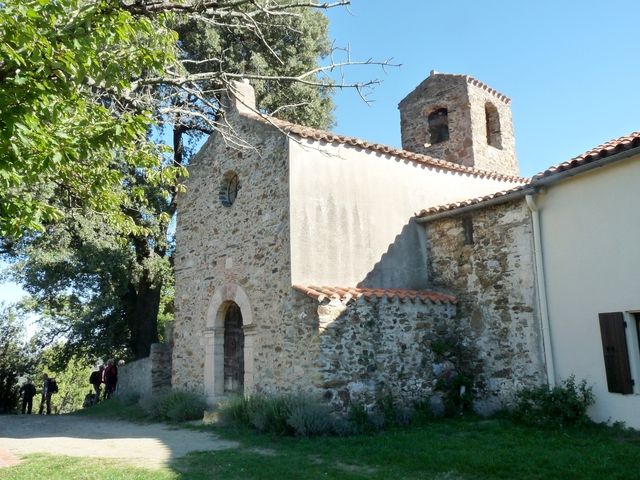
xmin=203 ymin=284 xmax=255 ymax=401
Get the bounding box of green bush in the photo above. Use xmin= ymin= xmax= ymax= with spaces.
xmin=219 ymin=393 xmax=336 ymax=437
xmin=287 ymin=399 xmax=334 ymax=436
xmin=513 ymin=375 xmax=595 ymax=428
xmin=139 ymin=390 xmax=206 ymax=422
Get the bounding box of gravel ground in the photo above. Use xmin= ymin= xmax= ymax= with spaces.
xmin=0 ymin=415 xmax=238 ymax=469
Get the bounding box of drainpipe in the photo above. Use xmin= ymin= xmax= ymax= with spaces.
xmin=525 ymin=193 xmax=556 ymax=387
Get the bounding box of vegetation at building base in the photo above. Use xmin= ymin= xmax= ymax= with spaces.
xmin=512 ymin=374 xmax=595 ymax=428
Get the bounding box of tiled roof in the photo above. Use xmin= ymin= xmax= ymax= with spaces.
xmin=440 ymin=73 xmax=511 ymax=104
xmin=532 ymin=131 xmax=640 ymax=180
xmin=253 ymin=115 xmax=527 ymax=184
xmin=417 ymin=184 xmax=528 ymax=218
xmin=417 ymin=130 xmax=640 ymax=219
xmin=293 ymin=285 xmax=457 ymax=305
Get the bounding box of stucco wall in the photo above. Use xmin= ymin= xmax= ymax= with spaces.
xmin=424 ymin=200 xmax=546 ymax=410
xmin=289 ymin=138 xmax=523 ymax=289
xmin=536 ymin=154 xmax=640 ymax=428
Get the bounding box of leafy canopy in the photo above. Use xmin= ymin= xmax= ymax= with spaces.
xmin=0 ymin=0 xmax=182 ymax=239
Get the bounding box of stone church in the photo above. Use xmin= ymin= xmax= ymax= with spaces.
xmin=170 ymin=70 xmax=640 ymax=425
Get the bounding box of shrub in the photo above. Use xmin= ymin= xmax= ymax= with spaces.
xmin=219 ymin=393 xmax=338 ymax=437
xmin=513 ymin=375 xmax=595 ymax=428
xmin=119 ymin=392 xmax=141 ymax=406
xmin=287 ymin=399 xmax=334 ymax=436
xmin=139 ymin=390 xmax=206 ymax=422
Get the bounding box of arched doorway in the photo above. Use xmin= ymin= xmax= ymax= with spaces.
xmin=223 ymin=302 xmax=244 ymax=393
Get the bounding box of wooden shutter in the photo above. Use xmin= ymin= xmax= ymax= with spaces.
xmin=598 ymin=312 xmax=633 ymax=394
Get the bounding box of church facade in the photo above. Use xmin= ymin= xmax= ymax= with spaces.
xmin=171 ymin=72 xmax=640 ymax=426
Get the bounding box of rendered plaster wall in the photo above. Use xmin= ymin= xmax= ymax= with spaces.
xmin=316 ymin=297 xmax=458 ymax=410
xmin=535 ymin=154 xmax=640 ymax=428
xmin=424 ymin=200 xmax=546 ymax=410
xmin=399 ymin=73 xmax=518 ymax=176
xmin=172 ymin=111 xmax=323 ymax=399
xmin=288 ymin=138 xmax=523 ymax=289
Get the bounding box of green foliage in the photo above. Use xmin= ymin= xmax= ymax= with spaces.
xmin=432 ymin=337 xmax=477 ymax=417
xmin=219 ymin=394 xmax=336 ymax=437
xmin=139 ymin=390 xmax=207 ymax=422
xmin=0 ymin=304 xmax=38 ymax=413
xmin=513 ymin=375 xmax=595 ymax=428
xmin=38 ymin=346 xmax=94 ymax=414
xmin=3 ymin=0 xmax=335 ymax=363
xmin=0 ymin=0 xmax=181 ymax=239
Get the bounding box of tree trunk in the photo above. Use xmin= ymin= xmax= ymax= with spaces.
xmin=126 ymin=270 xmax=162 ymax=359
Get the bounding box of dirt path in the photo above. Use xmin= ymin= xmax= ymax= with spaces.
xmin=0 ymin=415 xmax=238 ymax=469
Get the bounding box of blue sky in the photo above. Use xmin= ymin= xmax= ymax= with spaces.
xmin=325 ymin=0 xmax=639 ymax=177
xmin=2 ymin=1 xmax=638 ymax=304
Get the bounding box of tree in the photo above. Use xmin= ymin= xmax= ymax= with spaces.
xmin=0 ymin=304 xmax=38 ymax=413
xmin=4 ymin=0 xmax=392 ymax=360
xmin=0 ymin=0 xmax=180 ymax=241
xmin=0 ymin=0 xmax=386 ymax=245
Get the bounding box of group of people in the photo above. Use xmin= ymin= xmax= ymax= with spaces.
xmin=18 ymin=374 xmax=58 ymax=415
xmin=88 ymin=359 xmax=119 ymax=404
xmin=17 ymin=358 xmax=121 ymax=415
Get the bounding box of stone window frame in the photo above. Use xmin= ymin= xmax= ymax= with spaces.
xmin=219 ymin=171 xmax=240 ymax=207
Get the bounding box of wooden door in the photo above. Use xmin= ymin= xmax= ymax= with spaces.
xmin=224 ymin=303 xmax=244 ymax=393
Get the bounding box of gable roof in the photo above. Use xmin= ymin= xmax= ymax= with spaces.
xmin=260 ymin=116 xmax=526 ymax=184
xmin=416 ymin=131 xmax=640 ymax=219
xmin=293 ymin=285 xmax=457 ymax=305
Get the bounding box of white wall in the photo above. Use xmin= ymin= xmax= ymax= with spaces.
xmin=537 ymin=154 xmax=640 ymax=428
xmin=289 ymin=139 xmax=523 ymax=288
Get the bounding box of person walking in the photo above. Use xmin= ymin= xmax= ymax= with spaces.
xmin=89 ymin=365 xmax=104 ymax=404
xmin=38 ymin=374 xmax=56 ymax=415
xmin=19 ymin=378 xmax=37 ymax=414
xmin=103 ymin=359 xmax=118 ymax=400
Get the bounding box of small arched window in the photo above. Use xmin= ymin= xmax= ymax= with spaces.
xmin=428 ymin=108 xmax=449 ymax=144
xmin=485 ymin=103 xmax=502 ymax=149
xmin=219 ymin=171 xmax=240 ymax=207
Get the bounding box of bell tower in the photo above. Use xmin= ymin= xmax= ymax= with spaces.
xmin=398 ymin=71 xmax=519 ymax=176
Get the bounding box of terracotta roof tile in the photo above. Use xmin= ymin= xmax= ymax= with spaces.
xmin=247 ymin=114 xmax=527 ymax=184
xmin=417 ymin=184 xmax=528 ymax=217
xmin=532 ymin=131 xmax=640 ymax=181
xmin=417 ymin=130 xmax=640 ymax=218
xmin=438 ymin=73 xmax=511 ymax=104
xmin=293 ymin=285 xmax=457 ymax=305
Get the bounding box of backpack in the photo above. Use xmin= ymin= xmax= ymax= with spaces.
xmin=49 ymin=378 xmax=59 ymax=394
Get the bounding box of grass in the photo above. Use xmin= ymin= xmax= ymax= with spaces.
xmin=2 ymin=405 xmax=640 ymax=480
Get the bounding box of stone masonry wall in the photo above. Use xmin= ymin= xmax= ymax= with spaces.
xmin=466 ymin=84 xmax=518 ymax=176
xmin=424 ymin=200 xmax=546 ymax=411
xmin=316 ymin=296 xmax=458 ymax=410
xmin=117 ymin=343 xmax=171 ymax=397
xmin=172 ymin=109 xmax=323 ymax=396
xmin=399 ymin=74 xmax=473 ymax=165
xmin=399 ymin=73 xmax=519 ymax=176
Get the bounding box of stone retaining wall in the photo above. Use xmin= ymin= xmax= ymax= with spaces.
xmin=117 ymin=343 xmax=172 ymax=398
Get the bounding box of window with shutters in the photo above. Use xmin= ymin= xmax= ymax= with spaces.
xmin=598 ymin=311 xmax=640 ymax=395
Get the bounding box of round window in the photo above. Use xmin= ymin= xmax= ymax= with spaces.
xmin=219 ymin=171 xmax=240 ymax=207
